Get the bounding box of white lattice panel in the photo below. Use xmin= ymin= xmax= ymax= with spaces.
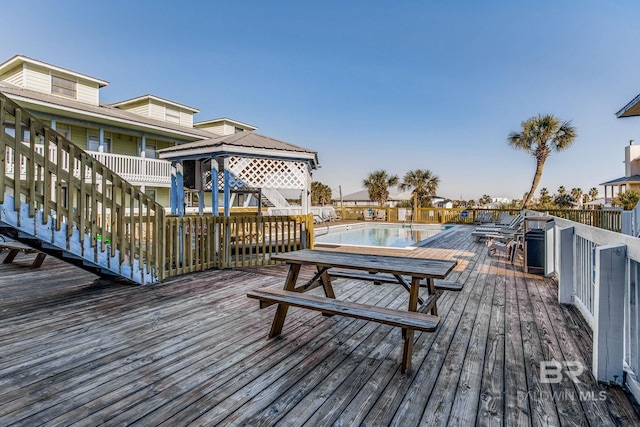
xmin=228 ymin=157 xmax=310 ymax=190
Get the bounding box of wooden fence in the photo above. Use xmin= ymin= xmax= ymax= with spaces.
xmin=334 ymin=206 xmax=621 ymax=232
xmin=163 ymin=214 xmax=313 ymax=277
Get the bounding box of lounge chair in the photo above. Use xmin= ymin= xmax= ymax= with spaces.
xmin=363 ymin=209 xmax=374 ymax=221
xmin=474 ymin=214 xmax=524 ymax=235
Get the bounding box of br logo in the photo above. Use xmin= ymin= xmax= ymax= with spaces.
xmin=540 ymin=361 xmax=584 ymax=384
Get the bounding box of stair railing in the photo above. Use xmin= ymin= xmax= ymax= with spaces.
xmin=0 ymin=94 xmax=165 ymax=284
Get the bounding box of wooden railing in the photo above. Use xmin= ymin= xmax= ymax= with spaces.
xmin=163 ymin=214 xmax=313 ymax=276
xmin=0 ymin=94 xmax=165 ymax=284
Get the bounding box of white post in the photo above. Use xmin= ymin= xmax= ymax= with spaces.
xmin=558 ymin=226 xmax=574 ymax=305
xmin=593 ymin=244 xmax=627 ymax=384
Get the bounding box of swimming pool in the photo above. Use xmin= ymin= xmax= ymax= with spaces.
xmin=314 ymin=223 xmax=454 ymax=248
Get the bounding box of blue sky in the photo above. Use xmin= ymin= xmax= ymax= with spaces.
xmin=3 ymin=0 xmax=640 ymax=200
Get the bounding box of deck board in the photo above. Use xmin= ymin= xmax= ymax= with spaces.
xmin=0 ymin=224 xmax=637 ymax=426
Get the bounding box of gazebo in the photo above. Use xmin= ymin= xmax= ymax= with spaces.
xmin=158 ymin=132 xmax=319 ymax=216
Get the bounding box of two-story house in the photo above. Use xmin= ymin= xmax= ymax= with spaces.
xmin=0 ymin=54 xmax=267 ymax=209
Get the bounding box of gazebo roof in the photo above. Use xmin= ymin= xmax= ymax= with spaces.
xmin=158 ymin=131 xmax=319 ymax=168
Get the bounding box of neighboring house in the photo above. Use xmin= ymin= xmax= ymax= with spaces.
xmin=0 ymin=54 xmax=314 ymax=211
xmin=338 ymin=189 xmax=450 ymax=207
xmin=599 ymin=140 xmax=640 ymax=206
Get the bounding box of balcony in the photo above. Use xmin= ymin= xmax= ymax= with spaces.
xmin=5 ymin=143 xmax=172 ymax=187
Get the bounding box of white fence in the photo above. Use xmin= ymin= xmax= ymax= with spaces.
xmin=546 ymin=216 xmax=640 ymax=401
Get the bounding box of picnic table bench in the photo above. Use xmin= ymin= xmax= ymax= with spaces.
xmin=247 ymin=249 xmax=460 ymax=373
xmin=0 ymin=241 xmax=46 ymax=268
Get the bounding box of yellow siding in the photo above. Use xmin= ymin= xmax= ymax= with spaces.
xmin=68 ymin=124 xmax=87 ymax=148
xmin=116 ymin=100 xmax=150 ymax=117
xmin=180 ymin=110 xmax=193 ymax=128
xmin=0 ymin=64 xmax=23 ymax=86
xmin=198 ymin=123 xmax=225 ymax=136
xmin=24 ymin=64 xmax=50 ymax=94
xmin=111 ymin=133 xmax=137 ymax=156
xmin=149 ymin=102 xmax=165 ymax=121
xmin=154 ymin=188 xmax=171 ymax=207
xmin=76 ymin=80 xmax=99 ymax=105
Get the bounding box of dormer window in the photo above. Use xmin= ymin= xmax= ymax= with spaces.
xmin=166 ymin=107 xmax=180 ymax=124
xmin=51 ymin=75 xmax=76 ymax=98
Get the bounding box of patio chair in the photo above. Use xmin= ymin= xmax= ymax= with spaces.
xmin=487 ymin=234 xmax=523 ymax=264
xmin=374 ymin=209 xmax=387 ymax=221
xmin=363 ymin=209 xmax=374 ymax=221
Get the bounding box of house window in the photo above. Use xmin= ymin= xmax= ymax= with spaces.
xmin=234 ymin=127 xmax=245 ymax=133
xmin=166 ymin=107 xmax=180 ymax=124
xmin=51 ymin=75 xmax=76 ymax=98
xmin=144 ymin=189 xmax=156 ymax=201
xmin=141 ymin=144 xmax=157 ymax=159
xmin=87 ymin=134 xmax=112 ymax=152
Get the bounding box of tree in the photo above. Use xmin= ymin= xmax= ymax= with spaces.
xmin=538 ymin=187 xmax=553 ymax=206
xmin=508 ymin=114 xmax=577 ymax=208
xmin=554 ymin=193 xmax=575 ymax=209
xmin=311 ymin=181 xmax=332 ymax=206
xmin=479 ymin=194 xmax=492 ymax=206
xmin=612 ymin=190 xmax=640 ymax=210
xmin=557 ymin=185 xmax=567 ymax=196
xmin=589 ymin=187 xmax=599 ymax=201
xmin=571 ymin=188 xmax=583 ymax=208
xmin=399 ymin=169 xmax=440 ymax=212
xmin=363 ymin=170 xmax=399 ymax=207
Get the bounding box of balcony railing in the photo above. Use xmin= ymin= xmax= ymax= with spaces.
xmin=5 ymin=143 xmax=172 ymax=187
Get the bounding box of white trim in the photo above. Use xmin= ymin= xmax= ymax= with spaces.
xmin=158 ymin=143 xmax=318 ymax=164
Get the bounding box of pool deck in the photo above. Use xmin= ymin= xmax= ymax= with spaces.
xmin=1 ymin=225 xmax=639 ymax=425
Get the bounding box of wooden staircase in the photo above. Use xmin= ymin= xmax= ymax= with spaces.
xmin=0 ymin=94 xmax=164 ymax=284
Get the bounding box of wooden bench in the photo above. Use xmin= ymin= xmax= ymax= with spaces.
xmin=328 ymin=269 xmax=463 ymax=292
xmin=0 ymin=241 xmax=47 ymax=268
xmin=247 ymin=287 xmax=439 ymax=332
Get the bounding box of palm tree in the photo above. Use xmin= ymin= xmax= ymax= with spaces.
xmin=311 ymin=181 xmax=332 ymax=206
xmin=479 ymin=194 xmax=492 ymax=206
xmin=508 ymin=114 xmax=577 ymax=208
xmin=612 ymin=190 xmax=640 ymax=210
xmin=571 ymin=188 xmax=583 ymax=208
xmin=538 ymin=187 xmax=552 ymax=206
xmin=557 ymin=185 xmax=567 ymax=196
xmin=589 ymin=187 xmax=599 ymax=201
xmin=363 ymin=170 xmax=399 ymax=207
xmin=399 ymin=169 xmax=440 ymax=212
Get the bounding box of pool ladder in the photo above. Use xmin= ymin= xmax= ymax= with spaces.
xmin=313 ymin=215 xmax=330 ymax=236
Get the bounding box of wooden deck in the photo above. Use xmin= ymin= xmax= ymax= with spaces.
xmin=0 ymin=225 xmax=638 ymax=426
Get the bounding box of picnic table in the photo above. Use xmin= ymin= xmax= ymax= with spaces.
xmin=247 ymin=249 xmax=459 ymax=373
xmin=0 ymin=241 xmax=46 ymax=268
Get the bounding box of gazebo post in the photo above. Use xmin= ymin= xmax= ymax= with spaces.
xmin=211 ymin=157 xmax=219 ymax=217
xmin=196 ymin=160 xmax=204 ymax=216
xmin=170 ymin=161 xmax=185 ymax=216
xmin=223 ymin=157 xmax=231 ymax=216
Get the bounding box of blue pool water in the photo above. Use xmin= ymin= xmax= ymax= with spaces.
xmin=315 ymin=223 xmax=454 ymax=248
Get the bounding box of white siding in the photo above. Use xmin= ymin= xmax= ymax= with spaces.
xmin=76 ymin=79 xmax=99 ymax=105
xmin=24 ymin=64 xmax=50 ymax=94
xmin=0 ymin=64 xmax=23 ymax=86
